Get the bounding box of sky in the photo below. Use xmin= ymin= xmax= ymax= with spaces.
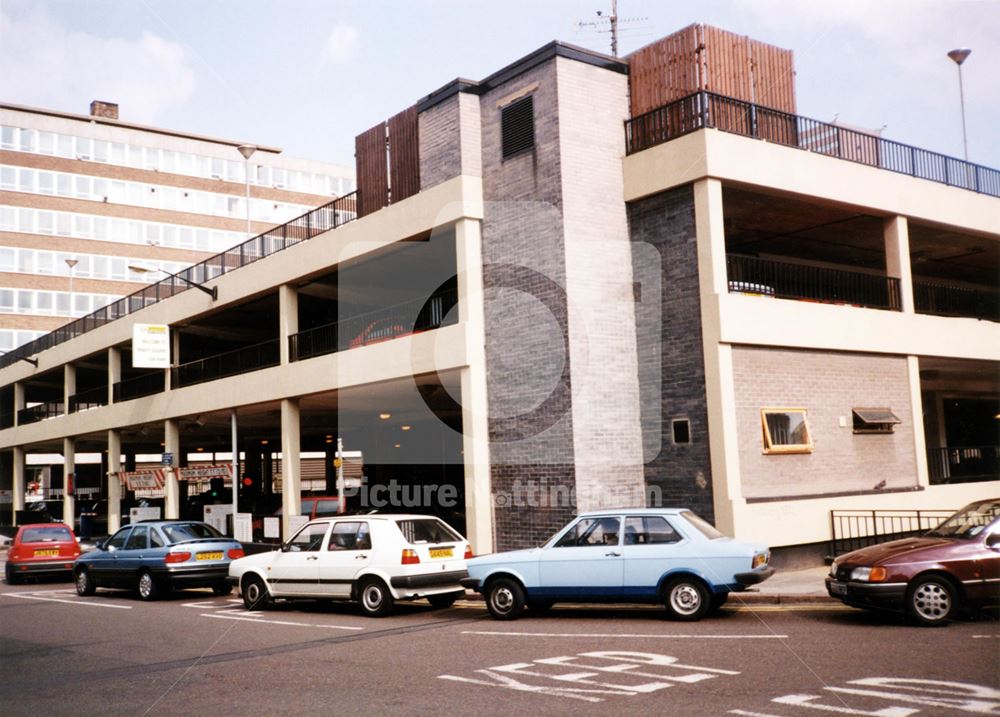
xmin=1 ymin=0 xmax=998 ymax=171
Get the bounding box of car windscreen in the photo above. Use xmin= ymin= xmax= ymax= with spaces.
xmin=926 ymin=500 xmax=1000 ymax=539
xmin=395 ymin=519 xmax=462 ymax=544
xmin=161 ymin=523 xmax=224 ymax=544
xmin=22 ymin=526 xmax=73 ymax=542
xmin=680 ymin=510 xmax=725 ymax=540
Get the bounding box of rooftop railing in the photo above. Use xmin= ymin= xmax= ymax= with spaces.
xmin=0 ymin=192 xmax=358 ymax=370
xmin=625 ymin=91 xmax=1000 ymax=197
xmin=914 ymin=280 xmax=1000 ymax=322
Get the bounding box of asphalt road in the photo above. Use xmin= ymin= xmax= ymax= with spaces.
xmin=1 ymin=577 xmax=998 ymax=717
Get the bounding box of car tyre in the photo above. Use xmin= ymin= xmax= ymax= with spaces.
xmin=137 ymin=570 xmax=161 ymax=601
xmin=485 ymin=577 xmax=526 ymax=621
xmin=242 ymin=575 xmax=271 ymax=611
xmin=5 ymin=563 xmax=19 ymax=585
xmin=75 ymin=567 xmax=95 ymax=596
xmin=358 ymin=577 xmax=394 ymax=617
xmin=212 ymin=582 xmax=233 ymax=596
xmin=427 ymin=591 xmax=462 ymax=609
xmin=907 ymin=575 xmax=957 ymax=627
xmin=664 ymin=577 xmax=710 ymax=621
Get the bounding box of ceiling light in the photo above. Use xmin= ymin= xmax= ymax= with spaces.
xmin=401 ymin=425 xmax=411 ymax=431
xmin=379 ymin=413 xmax=391 ymax=420
xmin=394 ymin=443 xmax=401 ymax=449
xmin=261 ymin=439 xmax=269 ymax=445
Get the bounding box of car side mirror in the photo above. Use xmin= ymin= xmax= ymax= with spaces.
xmin=281 ymin=544 xmax=300 ymax=553
xmin=987 ymin=533 xmax=1000 ymax=550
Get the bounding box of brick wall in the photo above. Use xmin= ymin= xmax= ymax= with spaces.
xmin=732 ymin=346 xmax=917 ymax=498
xmin=418 ymin=96 xmax=462 ymax=191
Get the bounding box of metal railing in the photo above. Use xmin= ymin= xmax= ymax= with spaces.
xmin=171 ymin=339 xmax=281 ymax=388
xmin=914 ymin=281 xmax=1000 ymax=322
xmin=290 ymin=287 xmax=459 ymax=362
xmin=625 ymin=91 xmax=1000 ymax=197
xmin=0 ymin=193 xmax=358 ymax=370
xmin=69 ymin=385 xmax=108 ymax=413
xmin=928 ymin=445 xmax=1000 ymax=485
xmin=16 ymin=402 xmax=63 ymax=425
xmin=726 ymin=255 xmax=901 ymax=310
xmin=829 ymin=509 xmax=952 ymax=558
xmin=112 ymin=373 xmax=164 ymax=403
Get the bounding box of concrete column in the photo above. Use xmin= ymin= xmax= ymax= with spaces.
xmin=108 ymin=347 xmax=121 ymax=404
xmin=64 ymin=364 xmax=76 ymax=416
xmin=280 ymin=398 xmax=301 ymax=538
xmin=278 ymin=284 xmax=299 ymax=365
xmin=884 ymin=215 xmax=915 ymax=313
xmin=107 ymin=430 xmax=121 ymax=534
xmin=164 ymin=419 xmax=180 ymax=519
xmin=12 ymin=445 xmax=25 ymax=513
xmin=63 ymin=437 xmax=75 ymax=528
xmin=907 ymin=356 xmax=931 ymax=487
xmin=13 ymin=382 xmax=24 ymax=427
xmin=166 ymin=329 xmax=180 ymax=391
xmin=454 ymin=218 xmax=493 ymax=554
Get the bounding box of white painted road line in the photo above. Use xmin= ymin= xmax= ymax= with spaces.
xmin=2 ymin=591 xmax=132 ymax=609
xmin=200 ymin=613 xmax=364 ymax=630
xmin=463 ymin=631 xmax=788 ymax=639
xmin=972 ymin=635 xmax=1000 ymax=639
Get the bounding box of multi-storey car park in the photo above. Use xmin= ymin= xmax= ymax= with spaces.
xmin=0 ymin=24 xmax=996 ymax=562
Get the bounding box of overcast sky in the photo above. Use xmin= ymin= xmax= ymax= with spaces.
xmin=1 ymin=0 xmax=998 ymax=171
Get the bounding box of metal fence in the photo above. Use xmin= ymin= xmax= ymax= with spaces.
xmin=172 ymin=339 xmax=281 ymax=388
xmin=928 ymin=445 xmax=1000 ymax=485
xmin=914 ymin=281 xmax=1000 ymax=322
xmin=112 ymin=373 xmax=164 ymax=402
xmin=16 ymin=402 xmax=63 ymax=425
xmin=0 ymin=193 xmax=358 ymax=370
xmin=68 ymin=385 xmax=107 ymax=413
xmin=625 ymin=91 xmax=1000 ymax=197
xmin=829 ymin=509 xmax=952 ymax=558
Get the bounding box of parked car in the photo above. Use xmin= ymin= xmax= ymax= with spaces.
xmin=229 ymin=514 xmax=471 ymax=616
xmin=462 ymin=508 xmax=774 ymax=621
xmin=826 ymin=497 xmax=1000 ymax=626
xmin=73 ymin=520 xmax=245 ymax=600
xmin=5 ymin=523 xmax=81 ymax=584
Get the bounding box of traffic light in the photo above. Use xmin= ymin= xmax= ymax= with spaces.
xmin=209 ymin=477 xmax=225 ymax=500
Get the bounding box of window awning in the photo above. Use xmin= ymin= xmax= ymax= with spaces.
xmin=852 ymin=408 xmax=901 ymax=425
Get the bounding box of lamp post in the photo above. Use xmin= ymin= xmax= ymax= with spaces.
xmin=236 ymin=144 xmax=257 ymax=249
xmin=127 ymin=264 xmax=218 ymax=300
xmin=64 ymin=258 xmax=78 ymax=318
xmin=947 ymin=48 xmax=971 ymax=161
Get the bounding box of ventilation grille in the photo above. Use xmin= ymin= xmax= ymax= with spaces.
xmin=501 ymin=96 xmax=535 ymax=159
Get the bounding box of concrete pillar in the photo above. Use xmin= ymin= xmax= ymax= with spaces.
xmin=164 ymin=419 xmax=180 ymax=519
xmin=884 ymin=215 xmax=915 ymax=313
xmin=280 ymin=398 xmax=301 ymax=538
xmin=107 ymin=430 xmax=121 ymax=534
xmin=907 ymin=356 xmax=930 ymax=487
xmin=108 ymin=347 xmax=121 ymax=404
xmin=454 ymin=218 xmax=493 ymax=554
xmin=64 ymin=364 xmax=76 ymax=416
xmin=279 ymin=284 xmax=299 ymax=365
xmin=63 ymin=437 xmax=75 ymax=528
xmin=13 ymin=382 xmax=24 ymax=427
xmin=12 ymin=445 xmax=25 ymax=513
xmin=166 ymin=329 xmax=180 ymax=391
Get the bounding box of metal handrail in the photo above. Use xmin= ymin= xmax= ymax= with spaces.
xmin=914 ymin=280 xmax=1000 ymax=322
xmin=928 ymin=445 xmax=1000 ymax=484
xmin=112 ymin=373 xmax=164 ymax=403
xmin=171 ymin=339 xmax=281 ymax=388
xmin=69 ymin=385 xmax=108 ymax=413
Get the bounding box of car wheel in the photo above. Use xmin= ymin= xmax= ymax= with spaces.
xmin=212 ymin=582 xmax=233 ymax=596
xmin=907 ymin=575 xmax=957 ymax=626
xmin=75 ymin=567 xmax=95 ymax=596
xmin=427 ymin=591 xmax=461 ymax=609
xmin=358 ymin=577 xmax=394 ymax=617
xmin=485 ymin=577 xmax=525 ymax=621
xmin=137 ymin=570 xmax=160 ymax=601
xmin=664 ymin=577 xmax=710 ymax=621
xmin=5 ymin=563 xmax=19 ymax=585
xmin=242 ymin=575 xmax=271 ymax=611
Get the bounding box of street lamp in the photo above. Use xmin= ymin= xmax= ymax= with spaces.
xmin=127 ymin=264 xmax=218 ymax=300
xmin=947 ymin=48 xmax=972 ymax=161
xmin=236 ymin=144 xmax=257 ymax=250
xmin=64 ymin=258 xmax=78 ymax=318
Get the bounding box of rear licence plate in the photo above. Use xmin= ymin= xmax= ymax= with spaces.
xmin=829 ymin=581 xmax=847 ymax=596
xmin=34 ymin=549 xmax=58 ymax=557
xmin=196 ymin=552 xmax=223 ymax=561
xmin=429 ymin=547 xmax=453 ymax=559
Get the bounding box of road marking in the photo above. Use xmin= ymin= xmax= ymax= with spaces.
xmin=462 ymin=631 xmax=788 ymax=639
xmin=730 ymin=711 xmax=783 ymax=717
xmin=972 ymin=635 xmax=999 ymax=639
xmin=729 ymin=605 xmax=853 ymax=612
xmin=199 ymin=612 xmax=363 ymax=630
xmin=2 ymin=590 xmax=132 ymax=609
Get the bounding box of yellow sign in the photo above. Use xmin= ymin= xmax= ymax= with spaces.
xmin=132 ymin=323 xmax=170 ymax=368
xmin=333 ymin=458 xmax=343 ymax=468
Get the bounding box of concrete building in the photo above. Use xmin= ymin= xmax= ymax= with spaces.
xmin=1 ymin=27 xmax=997 ymax=561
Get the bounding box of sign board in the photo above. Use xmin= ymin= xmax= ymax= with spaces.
xmin=234 ymin=513 xmax=253 ymax=543
xmin=162 ymin=452 xmax=174 ymax=466
xmin=132 ymin=323 xmax=170 ymax=369
xmin=129 ymin=506 xmax=161 ymax=523
xmin=123 ymin=471 xmax=164 ymax=490
xmin=263 ymin=517 xmax=281 ymax=539
xmin=288 ymin=513 xmax=308 ymax=537
xmin=179 ymin=465 xmax=231 ymax=481
xmin=204 ymin=504 xmax=234 ymax=534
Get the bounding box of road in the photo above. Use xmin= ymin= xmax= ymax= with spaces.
xmin=1 ymin=577 xmax=997 ymax=716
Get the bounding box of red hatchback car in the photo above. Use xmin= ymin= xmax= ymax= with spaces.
xmin=5 ymin=523 xmax=81 ymax=584
xmin=826 ymin=498 xmax=1000 ymax=626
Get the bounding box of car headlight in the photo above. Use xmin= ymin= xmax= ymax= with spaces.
xmin=849 ymin=566 xmax=887 ymax=582
xmin=830 ymin=559 xmax=840 ymax=577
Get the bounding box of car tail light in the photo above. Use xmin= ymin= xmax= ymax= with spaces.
xmin=165 ymin=551 xmax=192 ymax=564
xmin=752 ymin=552 xmax=769 ymax=569
xmin=464 ymin=545 xmax=473 ymax=560
xmin=401 ymin=549 xmax=420 ymax=565
xmin=228 ymin=548 xmax=245 ymax=560
xmin=9 ymin=547 xmax=23 ymax=561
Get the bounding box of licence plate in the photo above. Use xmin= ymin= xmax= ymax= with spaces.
xmin=34 ymin=549 xmax=58 ymax=557
xmin=196 ymin=551 xmax=224 ymax=561
xmin=429 ymin=547 xmax=453 ymax=559
xmin=829 ymin=581 xmax=847 ymax=596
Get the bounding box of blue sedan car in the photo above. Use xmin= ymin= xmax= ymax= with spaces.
xmin=462 ymin=508 xmax=774 ymax=620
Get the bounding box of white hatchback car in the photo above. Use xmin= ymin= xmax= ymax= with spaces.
xmin=228 ymin=514 xmax=471 ymax=616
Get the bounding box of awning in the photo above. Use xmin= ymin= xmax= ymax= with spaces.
xmin=852 ymin=408 xmax=902 ymax=425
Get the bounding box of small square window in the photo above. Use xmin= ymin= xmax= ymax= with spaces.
xmin=671 ymin=418 xmax=691 ymax=445
xmin=761 ymin=408 xmax=813 ymax=454
xmin=501 ymin=95 xmax=535 ymax=159
xmin=852 ymin=408 xmax=900 ymax=434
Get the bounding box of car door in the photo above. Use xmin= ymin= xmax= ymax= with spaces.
xmin=267 ymin=522 xmax=328 ymax=596
xmin=538 ymin=516 xmax=624 ymax=599
xmin=114 ymin=525 xmax=150 ymax=586
xmin=88 ymin=526 xmax=132 ymax=586
xmin=621 ymin=515 xmax=689 ymax=599
xmin=316 ymin=521 xmax=372 ymax=598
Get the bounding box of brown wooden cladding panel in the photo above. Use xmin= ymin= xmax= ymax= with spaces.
xmin=388 ymin=105 xmax=420 ymax=203
xmin=703 ymin=25 xmax=752 ymax=102
xmin=628 ymin=24 xmax=699 ymax=116
xmin=752 ymin=41 xmax=796 ymax=113
xmin=355 ymin=122 xmax=388 ymax=218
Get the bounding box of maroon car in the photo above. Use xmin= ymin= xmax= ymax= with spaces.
xmin=826 ymin=498 xmax=1000 ymax=626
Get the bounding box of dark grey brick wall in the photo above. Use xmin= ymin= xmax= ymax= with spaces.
xmin=628 ymin=185 xmax=715 ymax=523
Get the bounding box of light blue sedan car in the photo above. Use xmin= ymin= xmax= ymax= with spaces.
xmin=462 ymin=508 xmax=774 ymax=620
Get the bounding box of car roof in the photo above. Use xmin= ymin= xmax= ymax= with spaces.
xmin=310 ymin=514 xmax=444 ymax=523
xmin=576 ymin=508 xmax=687 ymax=517
xmin=18 ymin=522 xmax=73 ymax=530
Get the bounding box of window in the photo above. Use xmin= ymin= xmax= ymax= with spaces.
xmin=396 ymin=518 xmax=462 ymax=544
xmin=761 ymin=408 xmax=813 ymax=454
xmin=327 ymin=521 xmax=365 ymax=550
xmin=288 ymin=522 xmax=328 ymax=552
xmin=500 ymin=95 xmax=535 ymax=159
xmin=105 ymin=527 xmax=131 ymax=551
xmin=624 ymin=516 xmax=681 ymax=545
xmin=554 ymin=517 xmax=620 ymax=547
xmin=125 ymin=526 xmax=149 ymax=550
xmin=671 ymin=418 xmax=691 ymax=445
xmin=852 ymin=408 xmax=901 ymax=435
